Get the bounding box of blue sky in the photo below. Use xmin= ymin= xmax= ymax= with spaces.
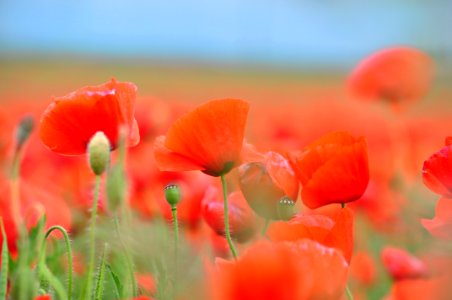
xmin=0 ymin=0 xmax=450 ymax=68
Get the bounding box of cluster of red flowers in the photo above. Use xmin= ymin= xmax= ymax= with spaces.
xmin=1 ymin=46 xmax=451 ymax=299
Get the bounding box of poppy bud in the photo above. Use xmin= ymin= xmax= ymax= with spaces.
xmin=239 ymin=151 xmax=298 ymax=220
xmin=164 ymin=184 xmax=181 ymax=207
xmin=87 ymin=131 xmax=110 ymax=175
xmin=15 ymin=115 xmax=34 ymax=150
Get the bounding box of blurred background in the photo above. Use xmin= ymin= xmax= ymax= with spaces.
xmin=1 ymin=0 xmax=451 ymax=102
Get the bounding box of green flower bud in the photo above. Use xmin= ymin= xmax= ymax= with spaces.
xmin=16 ymin=115 xmax=34 ymax=150
xmin=87 ymin=131 xmax=110 ymax=175
xmin=164 ymin=184 xmax=181 ymax=207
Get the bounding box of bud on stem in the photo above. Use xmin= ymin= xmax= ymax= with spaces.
xmin=87 ymin=132 xmax=110 ymax=175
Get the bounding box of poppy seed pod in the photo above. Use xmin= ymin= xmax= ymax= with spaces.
xmin=87 ymin=131 xmax=110 ymax=175
xmin=164 ymin=184 xmax=181 ymax=207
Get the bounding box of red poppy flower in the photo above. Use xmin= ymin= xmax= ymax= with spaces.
xmin=289 ymin=131 xmax=369 ymax=209
xmin=202 ymin=187 xmax=257 ymax=243
xmin=348 ymin=47 xmax=434 ymax=109
xmin=267 ymin=205 xmax=354 ymax=262
xmin=153 ymin=99 xmax=249 ymax=177
xmin=39 ymin=79 xmax=140 ymax=155
xmin=422 ymin=139 xmax=452 ymax=197
xmin=239 ymin=151 xmax=299 ymax=219
xmin=381 ymin=246 xmax=429 ymax=281
xmin=211 ymin=239 xmax=349 ymax=300
xmin=422 ymin=197 xmax=452 ymax=240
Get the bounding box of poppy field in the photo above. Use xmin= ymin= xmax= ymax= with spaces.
xmin=1 ymin=47 xmax=452 ymax=300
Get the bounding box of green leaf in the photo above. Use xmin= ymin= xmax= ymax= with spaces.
xmin=0 ymin=219 xmax=9 ymax=300
xmin=94 ymin=245 xmax=108 ymax=300
xmin=106 ymin=263 xmax=122 ymax=299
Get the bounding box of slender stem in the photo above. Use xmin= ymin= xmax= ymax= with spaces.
xmin=85 ymin=175 xmax=102 ymax=300
xmin=171 ymin=205 xmax=179 ymax=261
xmin=114 ymin=215 xmax=137 ymax=297
xmin=38 ymin=226 xmax=68 ymax=300
xmin=44 ymin=226 xmax=73 ymax=300
xmin=0 ymin=219 xmax=9 ymax=300
xmin=220 ymin=175 xmax=238 ymax=259
xmin=341 ymin=202 xmax=345 ymax=209
xmin=94 ymin=244 xmax=108 ymax=300
xmin=171 ymin=205 xmax=179 ymax=296
xmin=345 ymin=285 xmax=354 ymax=300
xmin=39 ymin=263 xmax=67 ymax=299
xmin=261 ymin=218 xmax=270 ymax=236
xmin=10 ymin=150 xmax=22 ymax=230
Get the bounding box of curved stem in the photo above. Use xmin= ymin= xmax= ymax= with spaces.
xmin=38 ymin=227 xmax=68 ymax=300
xmin=44 ymin=226 xmax=73 ymax=300
xmin=220 ymin=175 xmax=238 ymax=259
xmin=85 ymin=175 xmax=102 ymax=299
xmin=113 ymin=216 xmax=137 ymax=297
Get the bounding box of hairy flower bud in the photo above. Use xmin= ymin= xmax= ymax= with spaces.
xmin=87 ymin=131 xmax=110 ymax=175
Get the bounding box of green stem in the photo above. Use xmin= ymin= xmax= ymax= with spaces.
xmin=38 ymin=227 xmax=68 ymax=300
xmin=220 ymin=175 xmax=238 ymax=259
xmin=85 ymin=175 xmax=102 ymax=300
xmin=0 ymin=219 xmax=9 ymax=300
xmin=44 ymin=226 xmax=73 ymax=300
xmin=114 ymin=216 xmax=137 ymax=297
xmin=345 ymin=285 xmax=354 ymax=300
xmin=171 ymin=205 xmax=179 ymax=296
xmin=261 ymin=218 xmax=270 ymax=236
xmin=94 ymin=245 xmax=108 ymax=300
xmin=10 ymin=150 xmax=22 ymax=230
xmin=39 ymin=263 xmax=67 ymax=299
xmin=341 ymin=202 xmax=345 ymax=209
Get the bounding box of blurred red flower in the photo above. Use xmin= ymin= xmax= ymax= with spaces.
xmin=239 ymin=151 xmax=298 ymax=219
xmin=381 ymin=246 xmax=429 ymax=281
xmin=422 ymin=139 xmax=452 ymax=197
xmin=422 ymin=197 xmax=452 ymax=240
xmin=153 ymin=99 xmax=249 ymax=177
xmin=211 ymin=239 xmax=349 ymax=300
xmin=350 ymin=251 xmax=377 ymax=286
xmin=39 ymin=78 xmax=140 ymax=155
xmin=289 ymin=131 xmax=369 ymax=209
xmin=348 ymin=47 xmax=434 ymax=110
xmin=202 ymin=187 xmax=257 ymax=243
xmin=0 ymin=177 xmax=72 ymax=254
